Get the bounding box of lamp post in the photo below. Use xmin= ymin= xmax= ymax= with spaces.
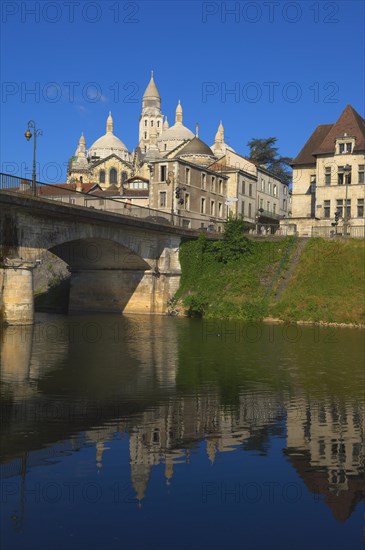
xmin=342 ymin=164 xmax=351 ymax=237
xmin=256 ymin=207 xmax=264 ymax=234
xmin=24 ymin=120 xmax=42 ymax=196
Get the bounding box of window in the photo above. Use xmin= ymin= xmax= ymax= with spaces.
xmin=201 ymin=197 xmax=206 ymax=213
xmin=338 ymin=166 xmax=352 ymax=185
xmin=185 ymin=193 xmax=190 ymax=210
xmin=242 ymin=180 xmax=245 ymax=195
xmin=151 ymin=120 xmax=154 ymax=127
xmin=248 ymin=203 xmax=252 ymax=218
xmin=273 ymin=203 xmax=276 ymax=214
xmin=261 ymin=178 xmax=265 ymax=191
xmin=324 ymin=200 xmax=330 ymax=218
xmin=159 ymin=191 xmax=167 ymax=207
xmin=70 ymin=198 xmax=76 ymax=205
xmin=260 ymin=198 xmax=263 ymax=209
xmin=283 ymin=198 xmax=287 ymax=210
xmin=267 ymin=201 xmax=270 ymax=212
xmin=357 ymin=198 xmax=364 ymax=218
xmin=99 ymin=199 xmax=104 ymax=206
xmin=218 ymin=179 xmax=223 ymax=194
xmin=201 ymin=173 xmax=206 ymax=189
xmin=121 ymin=171 xmax=128 ymax=185
xmin=211 ymin=176 xmax=215 ymax=192
xmin=144 ymin=120 xmax=147 ymax=127
xmin=284 ymin=186 xmax=288 ymax=195
xmin=182 ymin=219 xmax=190 ymax=228
xmin=339 ymin=142 xmax=352 ymax=153
xmin=268 ymin=182 xmax=272 ymax=195
xmin=164 ymin=144 xmax=167 ymax=151
xmin=185 ymin=168 xmax=190 ymax=184
xmin=218 ymin=203 xmax=222 ymax=217
xmin=249 ymin=183 xmax=252 ymax=197
xmin=358 ymin=165 xmax=365 ymax=184
xmin=273 ymin=184 xmax=277 ymax=197
xmin=99 ymin=170 xmax=105 ymax=184
xmin=241 ymin=201 xmax=245 ymax=216
xmin=160 ymin=165 xmax=167 ymax=182
xmin=325 ymin=167 xmax=331 ymax=185
xmin=144 ymin=132 xmax=147 ymax=139
xmin=157 ymin=121 xmax=160 ymax=128
xmin=210 ymin=200 xmax=215 ymax=216
xmin=144 ymin=146 xmax=147 ymax=153
xmin=109 ymin=168 xmax=117 ymax=184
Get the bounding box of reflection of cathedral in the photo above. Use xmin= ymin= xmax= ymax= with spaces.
xmin=1 ymin=321 xmax=364 ymax=522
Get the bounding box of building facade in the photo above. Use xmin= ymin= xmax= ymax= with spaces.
xmin=66 ymin=72 xmax=290 ymax=228
xmin=289 ymin=105 xmax=365 ymax=236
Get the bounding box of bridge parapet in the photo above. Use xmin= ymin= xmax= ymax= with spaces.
xmin=0 ymin=191 xmax=191 ymax=324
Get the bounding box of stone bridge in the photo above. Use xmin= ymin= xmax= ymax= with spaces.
xmin=0 ymin=192 xmax=199 ymax=325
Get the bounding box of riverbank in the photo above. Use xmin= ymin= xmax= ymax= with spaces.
xmin=175 ymin=229 xmax=365 ymax=325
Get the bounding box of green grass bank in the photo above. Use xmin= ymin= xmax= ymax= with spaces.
xmin=175 ymin=223 xmax=365 ymax=325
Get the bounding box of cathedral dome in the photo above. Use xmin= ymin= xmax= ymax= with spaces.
xmin=176 ymin=137 xmax=216 ymax=166
xmin=88 ymin=112 xmax=129 ymax=161
xmin=157 ymin=123 xmax=194 ymax=143
xmin=157 ymin=100 xmax=194 ymax=153
xmin=178 ymin=137 xmax=214 ymax=157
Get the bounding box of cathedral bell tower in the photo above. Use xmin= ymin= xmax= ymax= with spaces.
xmin=139 ymin=71 xmax=164 ymax=154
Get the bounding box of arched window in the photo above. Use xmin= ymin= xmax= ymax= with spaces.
xmin=99 ymin=170 xmax=105 ymax=184
xmin=121 ymin=171 xmax=127 ymax=185
xmin=109 ymin=168 xmax=117 ymax=184
xmin=273 ymin=184 xmax=277 ymax=197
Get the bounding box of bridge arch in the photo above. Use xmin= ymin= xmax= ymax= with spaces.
xmin=49 ymin=238 xmax=151 ymax=271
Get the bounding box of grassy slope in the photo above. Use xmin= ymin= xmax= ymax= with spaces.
xmin=176 ymin=236 xmax=295 ymax=320
xmin=268 ymin=238 xmax=365 ymax=324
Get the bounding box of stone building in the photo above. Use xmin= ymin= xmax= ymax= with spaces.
xmin=66 ymin=72 xmax=290 ymax=227
xmin=289 ymin=105 xmax=365 ymax=236
xmin=210 ymin=149 xmax=289 ymax=227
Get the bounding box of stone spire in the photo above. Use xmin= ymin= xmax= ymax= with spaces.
xmin=195 ymin=123 xmax=199 ymax=138
xmin=142 ymin=70 xmax=161 ymax=101
xmin=163 ymin=116 xmax=169 ymax=130
xmin=139 ymin=72 xmax=163 ymax=152
xmin=215 ymin=120 xmax=224 ymax=145
xmin=75 ymin=132 xmax=86 ymax=157
xmin=175 ymin=100 xmax=183 ymax=124
xmin=106 ymin=111 xmax=113 ymax=133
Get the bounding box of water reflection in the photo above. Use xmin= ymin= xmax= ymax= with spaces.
xmin=0 ymin=315 xmax=364 ymax=547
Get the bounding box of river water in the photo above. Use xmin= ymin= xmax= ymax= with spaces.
xmin=0 ymin=313 xmax=364 ymax=550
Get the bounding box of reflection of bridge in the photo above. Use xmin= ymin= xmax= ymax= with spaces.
xmin=0 ymin=190 xmax=208 ymax=325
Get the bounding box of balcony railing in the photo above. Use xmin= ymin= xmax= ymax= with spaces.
xmin=311 ymin=225 xmax=365 ymax=239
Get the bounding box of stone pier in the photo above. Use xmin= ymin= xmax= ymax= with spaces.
xmin=0 ymin=261 xmax=36 ymax=325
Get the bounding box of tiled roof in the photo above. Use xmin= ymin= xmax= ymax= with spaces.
xmin=292 ymin=105 xmax=365 ymax=166
xmin=291 ymin=125 xmax=333 ymax=166
xmin=314 ymin=104 xmax=365 ymax=155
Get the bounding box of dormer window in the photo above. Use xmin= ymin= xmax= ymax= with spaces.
xmin=339 ymin=142 xmax=352 ymax=154
xmin=336 ymin=135 xmax=355 ymax=155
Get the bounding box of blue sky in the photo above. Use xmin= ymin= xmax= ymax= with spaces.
xmin=1 ymin=0 xmax=364 ymax=182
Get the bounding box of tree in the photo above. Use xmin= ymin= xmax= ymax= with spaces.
xmin=247 ymin=137 xmax=292 ymax=187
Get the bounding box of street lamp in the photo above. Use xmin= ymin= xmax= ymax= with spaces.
xmin=256 ymin=207 xmax=264 ymax=233
xmin=24 ymin=120 xmax=42 ymax=196
xmin=342 ymin=164 xmax=351 ymax=237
